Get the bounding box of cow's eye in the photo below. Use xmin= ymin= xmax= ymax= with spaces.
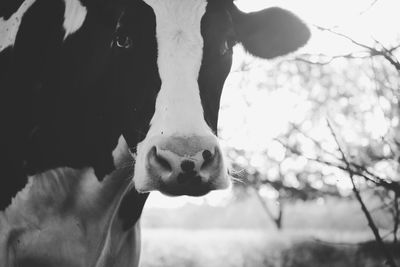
xmin=115 ymin=35 xmax=133 ymax=49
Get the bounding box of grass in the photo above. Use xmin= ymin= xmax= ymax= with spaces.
xmin=140 ymin=229 xmax=397 ymax=267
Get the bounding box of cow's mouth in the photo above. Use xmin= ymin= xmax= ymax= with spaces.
xmin=158 ymin=179 xmax=212 ymax=196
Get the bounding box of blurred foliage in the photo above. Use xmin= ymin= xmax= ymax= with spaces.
xmin=226 ymin=43 xmax=400 ymax=238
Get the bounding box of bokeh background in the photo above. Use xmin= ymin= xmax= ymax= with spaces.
xmin=140 ymin=0 xmax=400 ymax=266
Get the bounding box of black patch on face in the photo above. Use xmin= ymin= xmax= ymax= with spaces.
xmin=0 ymin=0 xmax=160 ymax=209
xmin=109 ymin=1 xmax=161 ymax=151
xmin=112 ymin=1 xmax=160 ymax=230
xmin=199 ymin=0 xmax=235 ymax=133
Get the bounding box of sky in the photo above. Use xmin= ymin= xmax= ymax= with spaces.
xmin=145 ymin=0 xmax=400 ymax=208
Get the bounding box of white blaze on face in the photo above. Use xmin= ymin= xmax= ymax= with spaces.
xmin=134 ymin=0 xmax=212 ymax=191
xmin=63 ymin=0 xmax=87 ymax=40
xmin=0 ymin=0 xmax=36 ymax=52
xmin=144 ymin=0 xmax=209 ymax=136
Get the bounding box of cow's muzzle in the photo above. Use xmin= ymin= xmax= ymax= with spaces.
xmin=140 ymin=135 xmax=229 ymax=196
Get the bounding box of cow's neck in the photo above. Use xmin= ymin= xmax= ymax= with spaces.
xmin=0 ymin=156 xmax=144 ymax=266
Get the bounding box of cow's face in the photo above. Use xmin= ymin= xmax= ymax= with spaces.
xmin=113 ymin=0 xmax=310 ymax=196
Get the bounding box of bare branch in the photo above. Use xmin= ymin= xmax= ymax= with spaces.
xmin=360 ymin=0 xmax=379 ymax=15
xmin=289 ymin=123 xmax=344 ymax=161
xmin=294 ymin=52 xmax=370 ymax=65
xmin=249 ymin=184 xmax=282 ymax=230
xmin=327 ymin=120 xmax=398 ymax=267
xmin=313 ymin=25 xmax=400 ymax=72
xmin=394 ymin=193 xmax=399 ymax=243
xmin=388 ymin=44 xmax=400 ymax=53
xmin=275 ymin=136 xmax=400 ymax=196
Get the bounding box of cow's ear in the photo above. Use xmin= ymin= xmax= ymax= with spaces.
xmin=231 ymin=6 xmax=310 ymax=59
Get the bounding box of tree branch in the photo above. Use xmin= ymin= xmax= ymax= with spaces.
xmin=249 ymin=184 xmax=282 ymax=230
xmin=360 ymin=0 xmax=379 ymax=15
xmin=327 ymin=120 xmax=398 ymax=267
xmin=294 ymin=52 xmax=370 ymax=65
xmin=274 ymin=138 xmax=400 ymax=196
xmin=312 ymin=25 xmax=400 ymax=72
xmin=394 ymin=192 xmax=399 ymax=243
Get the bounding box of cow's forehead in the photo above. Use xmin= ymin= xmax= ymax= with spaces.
xmin=143 ymin=0 xmax=207 ymax=12
xmin=143 ymin=0 xmax=207 ymax=29
xmin=140 ymin=0 xmax=232 ymax=25
xmin=136 ymin=0 xmax=234 ymax=53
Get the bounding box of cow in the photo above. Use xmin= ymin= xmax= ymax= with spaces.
xmin=0 ymin=0 xmax=310 ymax=265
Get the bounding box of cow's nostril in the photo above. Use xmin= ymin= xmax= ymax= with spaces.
xmin=153 ymin=147 xmax=172 ymax=171
xmin=201 ymin=149 xmax=216 ymax=170
xmin=181 ymin=160 xmax=195 ymax=173
xmin=202 ymin=150 xmax=213 ymax=161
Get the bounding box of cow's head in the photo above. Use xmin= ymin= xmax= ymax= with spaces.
xmin=111 ymin=0 xmax=310 ymax=196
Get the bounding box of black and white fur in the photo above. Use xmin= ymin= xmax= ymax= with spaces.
xmin=0 ymin=0 xmax=310 ymax=265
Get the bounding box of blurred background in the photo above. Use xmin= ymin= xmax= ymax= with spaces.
xmin=140 ymin=0 xmax=400 ymax=266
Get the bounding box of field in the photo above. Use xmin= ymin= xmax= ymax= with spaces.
xmin=139 ymin=197 xmax=399 ymax=267
xmin=140 ymin=229 xmax=398 ymax=267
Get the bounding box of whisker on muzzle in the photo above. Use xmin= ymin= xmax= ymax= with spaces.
xmin=227 ymin=168 xmax=247 ymax=185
